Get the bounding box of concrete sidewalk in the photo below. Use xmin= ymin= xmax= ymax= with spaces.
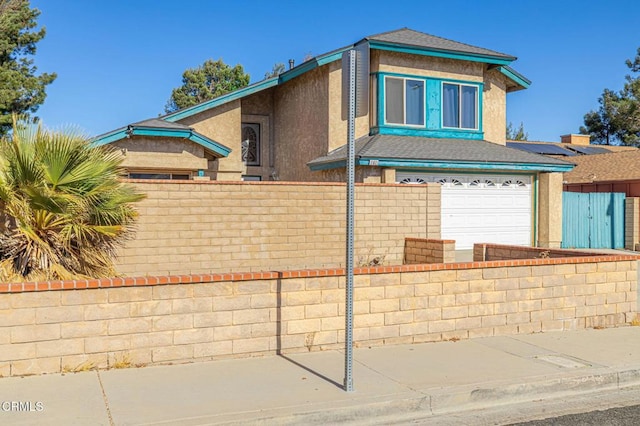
xmin=2 ymin=327 xmax=640 ymax=425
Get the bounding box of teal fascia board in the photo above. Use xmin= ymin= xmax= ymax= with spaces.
xmin=309 ymin=160 xmax=347 ymax=171
xmin=164 ymin=47 xmax=348 ymax=122
xmin=164 ymin=78 xmax=279 ymax=122
xmin=499 ymin=66 xmax=531 ymax=89
xmin=92 ymin=129 xmax=127 ymax=146
xmin=188 ymin=132 xmax=231 ymax=157
xmin=129 ymin=127 xmax=231 ymax=157
xmin=310 ymin=158 xmax=573 ymax=173
xmin=278 ymin=47 xmax=350 ymax=84
xmin=369 ymin=41 xmax=514 ymax=65
xmin=93 ymin=126 xmax=230 ymax=157
xmin=361 ymin=158 xmax=573 ymax=173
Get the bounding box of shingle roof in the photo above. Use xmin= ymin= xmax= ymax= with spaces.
xmin=365 ymin=28 xmax=516 ymax=61
xmin=563 ymin=150 xmax=640 ymax=183
xmin=308 ymin=135 xmax=572 ymax=168
xmin=129 ymin=118 xmax=191 ymax=130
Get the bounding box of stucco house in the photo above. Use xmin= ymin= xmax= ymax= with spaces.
xmin=94 ymin=28 xmax=574 ymax=249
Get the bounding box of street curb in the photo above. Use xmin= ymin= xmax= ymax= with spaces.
xmin=208 ymin=366 xmax=640 ymax=425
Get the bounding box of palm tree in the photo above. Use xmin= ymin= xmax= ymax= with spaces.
xmin=0 ymin=117 xmax=145 ymax=281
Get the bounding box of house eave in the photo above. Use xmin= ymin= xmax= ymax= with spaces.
xmin=367 ymin=40 xmax=515 ymax=65
xmin=499 ymin=66 xmax=531 ymax=91
xmin=93 ymin=125 xmax=231 ymax=158
xmin=309 ymin=158 xmax=574 ymax=173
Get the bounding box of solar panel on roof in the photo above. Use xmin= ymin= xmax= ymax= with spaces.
xmin=507 ymin=142 xmax=577 ymax=156
xmin=565 ymin=145 xmax=610 ymax=155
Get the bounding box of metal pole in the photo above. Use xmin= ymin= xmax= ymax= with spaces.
xmin=344 ymin=49 xmax=356 ymax=393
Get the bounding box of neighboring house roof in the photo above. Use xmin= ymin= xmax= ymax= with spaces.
xmin=160 ymin=28 xmax=529 ymax=123
xmin=92 ymin=118 xmax=231 ymax=158
xmin=308 ymin=135 xmax=574 ymax=173
xmin=563 ymin=150 xmax=640 ymax=184
xmin=507 ymin=140 xmax=637 ymax=157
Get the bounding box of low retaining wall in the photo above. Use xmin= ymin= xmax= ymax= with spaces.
xmin=404 ymin=238 xmax=456 ymax=264
xmin=1 ymin=252 xmax=637 ymax=377
xmin=474 ymin=244 xmax=599 ymax=261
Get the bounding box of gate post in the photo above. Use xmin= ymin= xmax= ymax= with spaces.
xmin=538 ymin=172 xmax=563 ymax=248
xmin=625 ymin=197 xmax=640 ymax=251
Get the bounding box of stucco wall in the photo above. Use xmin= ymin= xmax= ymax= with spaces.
xmin=177 ymin=100 xmax=243 ymax=181
xmin=327 ymin=60 xmax=370 ymax=152
xmin=373 ymin=50 xmax=484 ymax=82
xmin=273 ymin=67 xmax=329 ymax=182
xmin=112 ymin=136 xmax=208 ymax=172
xmin=1 ymin=254 xmax=636 ymax=377
xmin=114 ymin=180 xmax=441 ymax=276
xmin=482 ymin=69 xmax=508 ymax=145
xmin=538 ymin=173 xmax=564 ymax=248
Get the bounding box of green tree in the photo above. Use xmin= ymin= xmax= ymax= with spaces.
xmin=264 ymin=62 xmax=285 ymax=79
xmin=165 ymin=58 xmax=250 ymax=113
xmin=0 ymin=117 xmax=145 ymax=281
xmin=581 ymin=48 xmax=640 ymax=145
xmin=0 ymin=0 xmax=56 ymax=136
xmin=579 ymin=89 xmax=620 ymax=145
xmin=506 ymin=122 xmax=528 ymax=140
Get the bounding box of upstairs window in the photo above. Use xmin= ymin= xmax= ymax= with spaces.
xmin=385 ymin=77 xmax=424 ymax=126
xmin=442 ymin=83 xmax=478 ymax=130
xmin=241 ymin=123 xmax=260 ymax=166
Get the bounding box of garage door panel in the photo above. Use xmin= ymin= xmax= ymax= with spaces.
xmin=397 ymin=172 xmax=533 ymax=249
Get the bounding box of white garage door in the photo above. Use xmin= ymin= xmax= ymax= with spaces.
xmin=397 ymin=173 xmax=533 ymax=249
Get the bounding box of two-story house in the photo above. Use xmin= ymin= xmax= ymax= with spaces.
xmin=94 ymin=28 xmax=573 ymax=249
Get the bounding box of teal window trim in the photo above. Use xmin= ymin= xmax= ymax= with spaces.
xmin=373 ymin=71 xmax=485 ymax=87
xmin=533 ymin=174 xmax=538 ymax=247
xmin=368 ymin=41 xmax=514 ymax=65
xmin=376 ymin=71 xmax=484 ymax=137
xmin=374 ymin=126 xmax=483 ymax=140
xmin=441 ymin=81 xmax=481 ymax=131
xmin=382 ymin=75 xmax=426 ymax=127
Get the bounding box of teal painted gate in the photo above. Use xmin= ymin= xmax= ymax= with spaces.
xmin=562 ymin=192 xmax=626 ymax=249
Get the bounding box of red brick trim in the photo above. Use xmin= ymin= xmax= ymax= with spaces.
xmin=405 ymin=237 xmax=456 ymax=244
xmin=122 ymin=179 xmax=423 ymax=188
xmin=2 ymin=252 xmax=639 ymax=294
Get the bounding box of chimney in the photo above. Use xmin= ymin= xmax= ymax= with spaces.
xmin=560 ymin=134 xmax=591 ymax=146
xmin=288 ymin=59 xmax=295 ymax=70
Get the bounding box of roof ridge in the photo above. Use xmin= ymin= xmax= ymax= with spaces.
xmin=368 ymin=28 xmax=513 ymax=59
xmin=364 ymin=27 xmax=409 ymax=40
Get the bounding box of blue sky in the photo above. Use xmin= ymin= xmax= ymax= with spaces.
xmin=30 ymin=0 xmax=639 ymax=141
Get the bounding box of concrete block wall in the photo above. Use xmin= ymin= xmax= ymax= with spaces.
xmin=116 ymin=181 xmax=441 ymax=276
xmin=1 ymin=251 xmax=637 ymax=377
xmin=404 ymin=238 xmax=456 ymax=264
xmin=474 ymin=244 xmax=597 ymax=262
